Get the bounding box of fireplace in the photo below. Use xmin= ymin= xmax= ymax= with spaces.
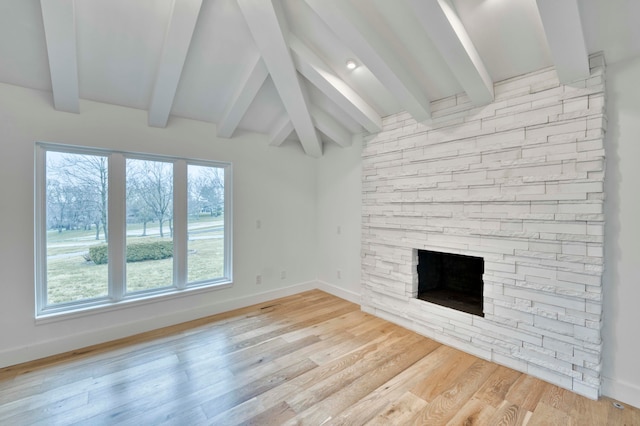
xmin=417 ymin=250 xmax=484 ymax=317
xmin=361 ymin=55 xmax=606 ymax=399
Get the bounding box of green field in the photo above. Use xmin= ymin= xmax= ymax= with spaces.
xmin=46 ymin=219 xmax=224 ymax=304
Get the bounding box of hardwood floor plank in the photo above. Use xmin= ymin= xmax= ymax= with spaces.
xmin=279 ymin=309 xmax=376 ymax=343
xmin=568 ymin=394 xmax=610 ymax=425
xmin=0 ymin=391 xmax=88 ymax=425
xmin=0 ymin=290 xmax=638 ymax=426
xmin=308 ymin=323 xmax=409 ymax=366
xmin=328 ymin=345 xmax=458 ymax=425
xmin=237 ymin=401 xmax=297 ymax=426
xmin=410 ymin=347 xmax=477 ymax=402
xmin=528 ymin=401 xmax=572 ymax=425
xmin=199 ymin=358 xmax=318 ymax=419
xmin=444 ymin=397 xmax=496 ymax=426
xmin=539 ymin=382 xmax=576 ymax=414
xmin=471 ymin=365 xmax=523 ymax=409
xmin=504 ymin=373 xmax=550 ymax=412
xmin=157 ymin=405 xmax=209 ymax=425
xmin=227 ymin=335 xmax=321 ymax=375
xmin=209 ymin=330 xmax=399 ymax=424
xmin=284 ymin=335 xmax=440 ymax=425
xmin=485 ymin=400 xmax=531 ymax=426
xmin=364 ymin=391 xmax=428 ymax=425
xmin=409 ymin=359 xmax=499 ymax=425
xmin=284 ymin=331 xmax=415 ymax=414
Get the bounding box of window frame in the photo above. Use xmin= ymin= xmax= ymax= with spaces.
xmin=35 ymin=143 xmax=233 ymax=319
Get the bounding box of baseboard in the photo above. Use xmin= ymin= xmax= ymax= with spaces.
xmin=602 ymin=375 xmax=640 ymax=409
xmin=316 ymin=280 xmax=362 ymax=305
xmin=0 ymin=280 xmax=319 ymax=369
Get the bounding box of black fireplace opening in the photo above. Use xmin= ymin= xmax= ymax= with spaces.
xmin=417 ymin=249 xmax=484 ymax=317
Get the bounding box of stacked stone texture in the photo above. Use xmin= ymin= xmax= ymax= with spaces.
xmin=361 ymin=53 xmax=606 ymax=399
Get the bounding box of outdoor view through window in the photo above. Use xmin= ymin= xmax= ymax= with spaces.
xmin=187 ymin=164 xmax=225 ymax=283
xmin=40 ymin=147 xmax=230 ymax=315
xmin=45 ymin=151 xmax=109 ymax=304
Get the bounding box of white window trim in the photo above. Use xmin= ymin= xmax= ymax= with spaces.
xmin=34 ymin=143 xmax=233 ymax=319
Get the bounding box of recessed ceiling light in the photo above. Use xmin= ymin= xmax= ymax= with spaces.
xmin=346 ymin=59 xmax=357 ymax=70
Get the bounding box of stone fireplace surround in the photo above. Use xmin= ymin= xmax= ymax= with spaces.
xmin=361 ymin=54 xmax=606 ymax=399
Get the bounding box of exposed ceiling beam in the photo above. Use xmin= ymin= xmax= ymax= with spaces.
xmin=406 ymin=0 xmax=493 ymax=105
xmin=148 ymin=0 xmax=203 ymax=128
xmin=269 ymin=115 xmax=294 ymax=147
xmin=310 ymin=106 xmax=352 ymax=148
xmin=289 ymin=35 xmax=382 ymax=134
xmin=270 ymin=109 xmax=350 ymax=148
xmin=40 ymin=0 xmax=79 ymax=113
xmin=536 ymin=0 xmax=590 ymax=83
xmin=217 ymin=56 xmax=268 ymax=138
xmin=149 ymin=0 xmax=202 ymax=127
xmin=304 ymin=0 xmax=431 ymax=122
xmin=237 ymin=0 xmax=322 ymax=158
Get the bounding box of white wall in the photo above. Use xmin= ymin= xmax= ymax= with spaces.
xmin=0 ymin=83 xmax=318 ymax=367
xmin=602 ymin=56 xmax=640 ymax=408
xmin=316 ymin=137 xmax=362 ymax=303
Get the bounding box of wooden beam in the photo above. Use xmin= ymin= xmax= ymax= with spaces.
xmin=304 ymin=0 xmax=431 ymax=122
xmin=310 ymin=106 xmax=352 ymax=147
xmin=237 ymin=0 xmax=322 ymax=157
xmin=40 ymin=0 xmax=79 ymax=113
xmin=148 ymin=0 xmax=203 ymax=128
xmin=536 ymin=0 xmax=590 ymax=83
xmin=406 ymin=0 xmax=493 ymax=105
xmin=269 ymin=115 xmax=294 ymax=147
xmin=217 ymin=56 xmax=268 ymax=138
xmin=289 ymin=35 xmax=381 ymax=134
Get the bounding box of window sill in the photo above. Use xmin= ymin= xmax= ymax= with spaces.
xmin=35 ymin=281 xmax=233 ymax=325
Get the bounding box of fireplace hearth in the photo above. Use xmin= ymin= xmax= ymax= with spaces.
xmin=417 ymin=250 xmax=484 ymax=317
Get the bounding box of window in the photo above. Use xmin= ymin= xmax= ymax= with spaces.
xmin=35 ymin=144 xmax=232 ymax=317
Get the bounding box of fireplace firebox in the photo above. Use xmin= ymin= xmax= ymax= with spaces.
xmin=417 ymin=249 xmax=484 ymax=317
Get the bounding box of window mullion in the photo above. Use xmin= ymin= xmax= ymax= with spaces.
xmin=224 ymin=165 xmax=233 ymax=282
xmin=173 ymin=160 xmax=188 ymax=289
xmin=109 ymin=153 xmax=126 ymax=300
xmin=35 ymin=146 xmax=48 ymax=315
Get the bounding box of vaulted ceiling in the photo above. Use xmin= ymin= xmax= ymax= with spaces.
xmin=1 ymin=0 xmax=639 ymax=157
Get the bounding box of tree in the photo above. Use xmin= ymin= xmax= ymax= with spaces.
xmin=127 ymin=193 xmax=156 ymax=236
xmin=46 ymin=152 xmax=108 ymax=240
xmin=128 ymin=159 xmax=173 ymax=238
xmin=46 ymin=178 xmax=75 ymax=232
xmin=191 ymin=166 xmax=224 ymax=217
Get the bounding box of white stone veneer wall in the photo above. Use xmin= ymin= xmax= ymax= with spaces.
xmin=361 ymin=54 xmax=606 ymax=399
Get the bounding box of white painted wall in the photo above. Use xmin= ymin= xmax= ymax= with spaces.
xmin=0 ymin=83 xmax=318 ymax=367
xmin=316 ymin=137 xmax=362 ymax=303
xmin=602 ymin=56 xmax=640 ymax=408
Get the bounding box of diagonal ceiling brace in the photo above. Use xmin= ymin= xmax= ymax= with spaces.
xmin=407 ymin=0 xmax=494 ymax=105
xmin=304 ymin=0 xmax=431 ymax=123
xmin=289 ymin=35 xmax=382 ymax=134
xmin=41 ymin=0 xmax=80 ymax=113
xmin=218 ymin=56 xmax=269 ymax=138
xmin=536 ymin=0 xmax=590 ymax=83
xmin=237 ymin=0 xmax=322 ymax=158
xmin=148 ymin=0 xmax=203 ymax=128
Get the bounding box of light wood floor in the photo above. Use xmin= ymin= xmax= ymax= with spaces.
xmin=1 ymin=290 xmax=638 ymax=425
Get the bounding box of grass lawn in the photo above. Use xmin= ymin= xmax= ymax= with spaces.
xmin=46 ymin=219 xmax=225 ymax=305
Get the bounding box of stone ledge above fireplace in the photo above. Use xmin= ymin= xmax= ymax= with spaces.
xmin=361 ymin=53 xmax=606 ymax=399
